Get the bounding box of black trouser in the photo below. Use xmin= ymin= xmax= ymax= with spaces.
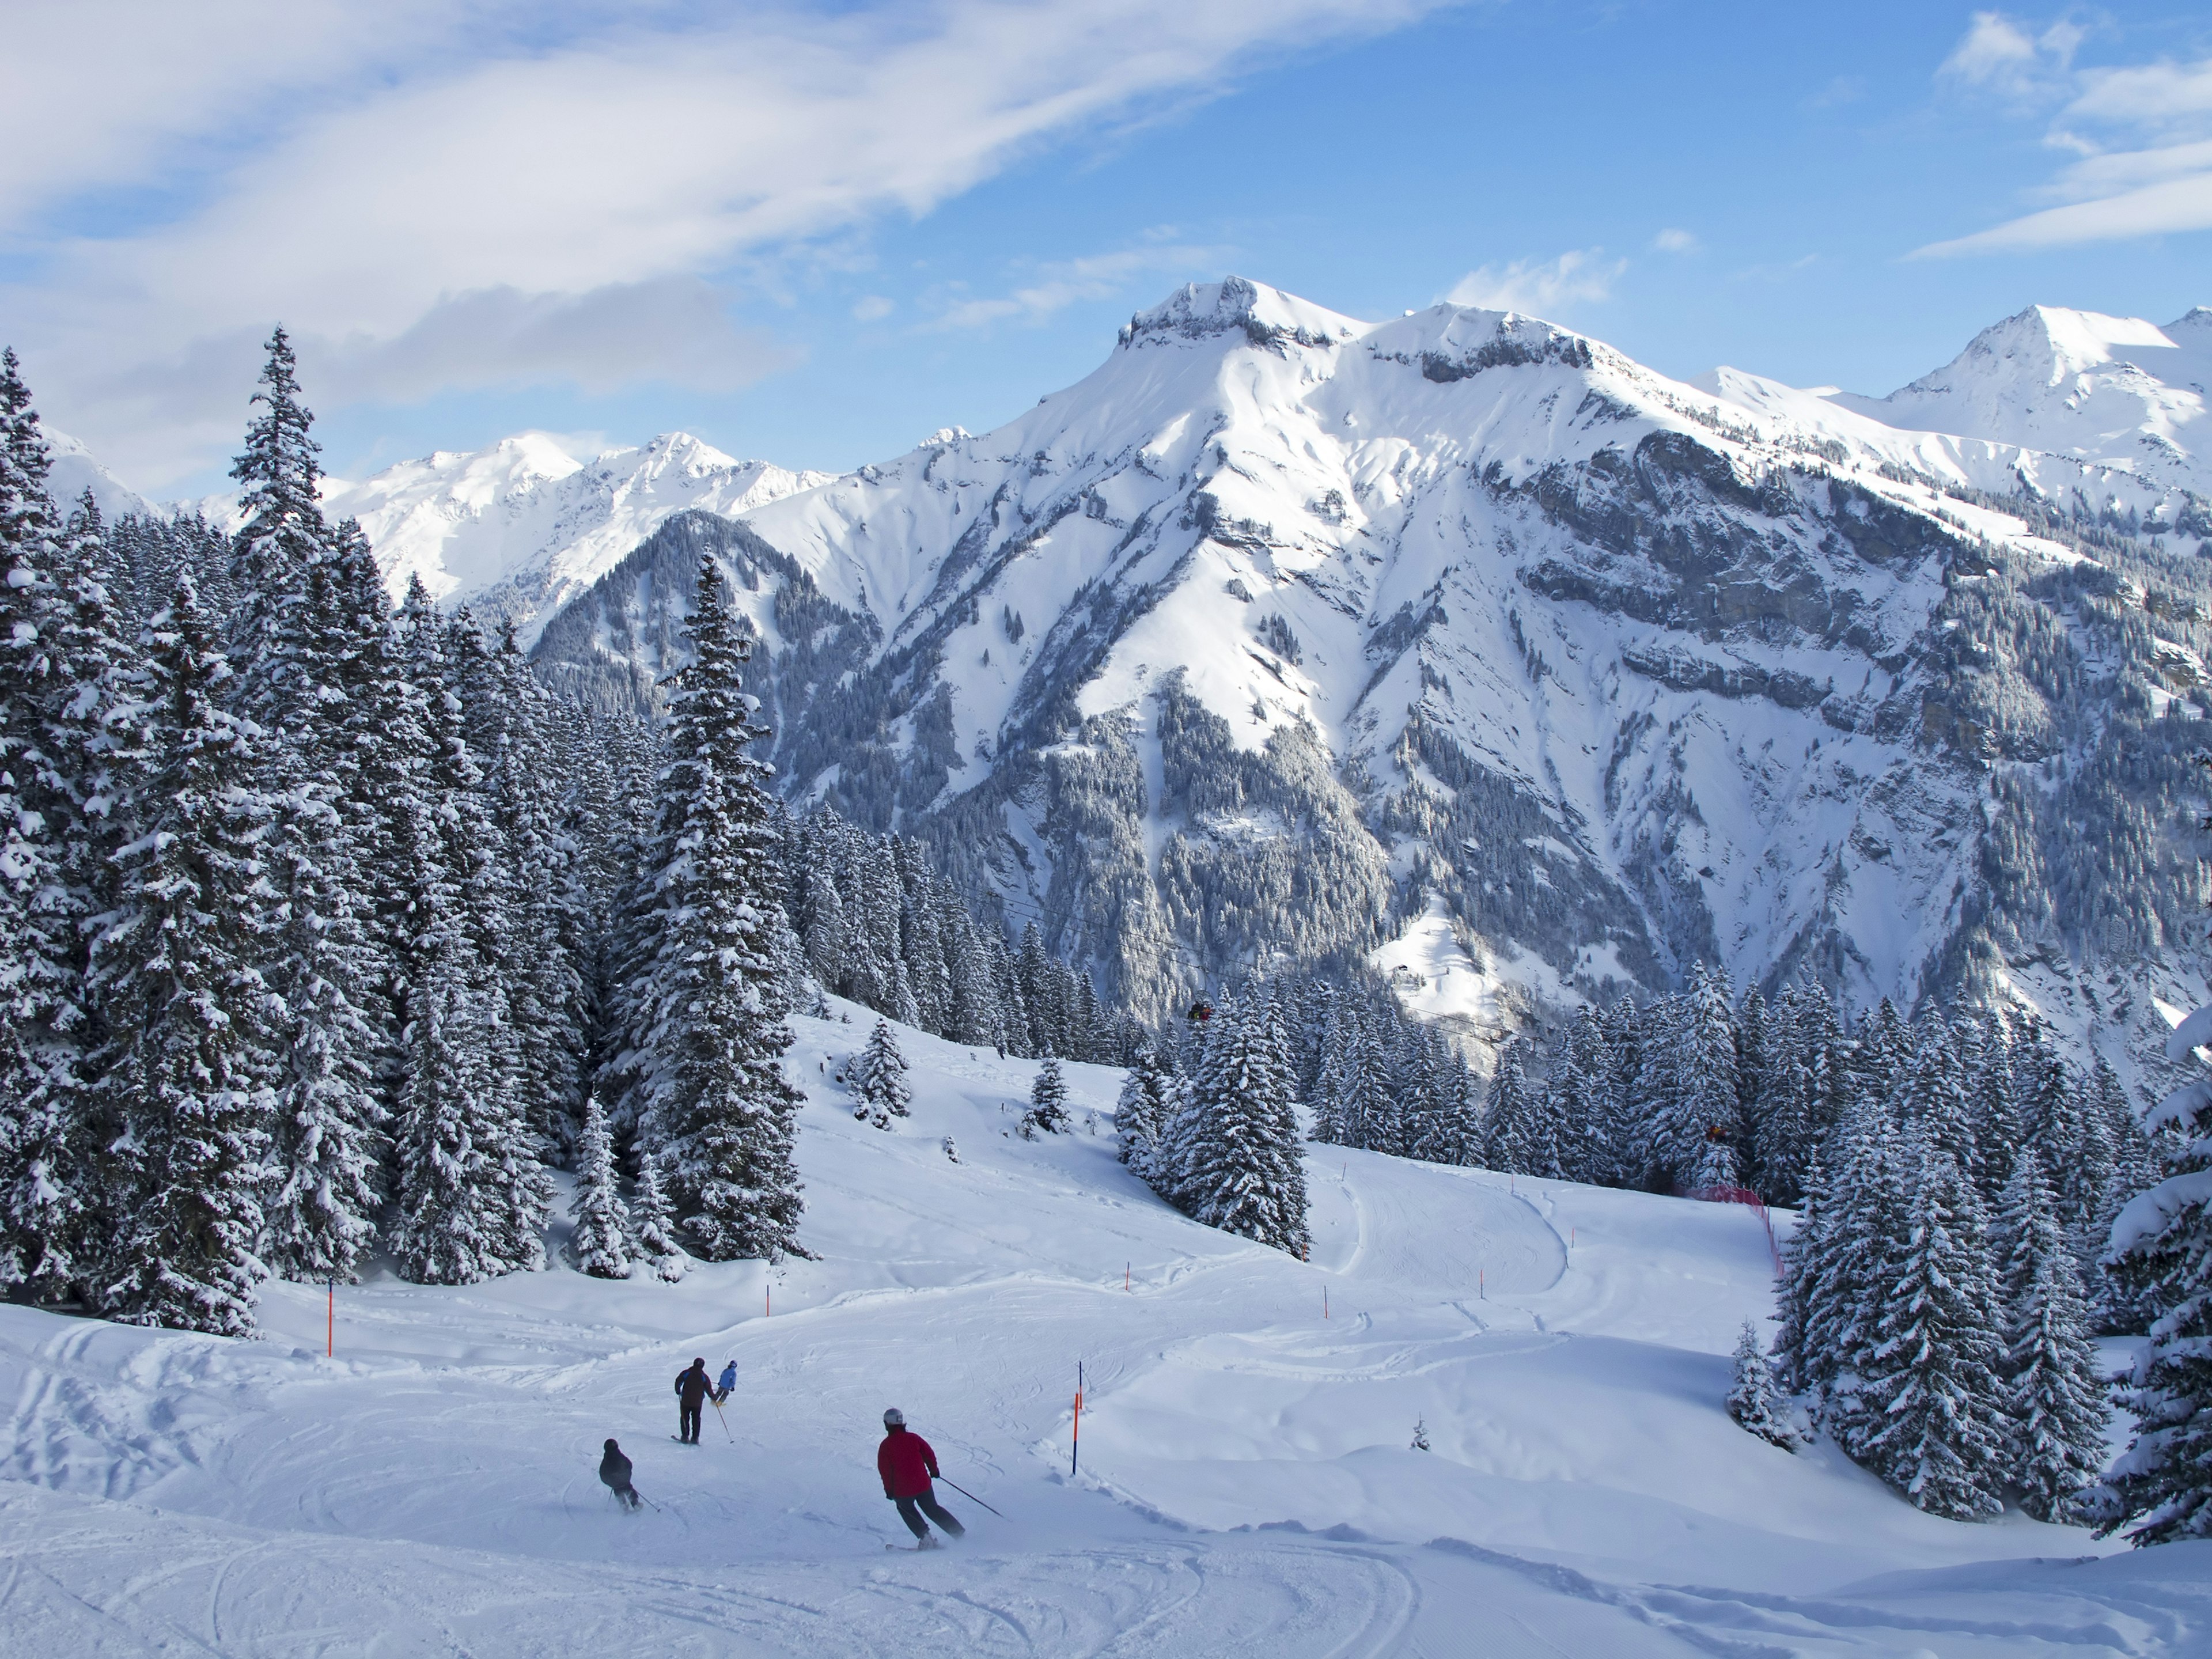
xmin=894 ymin=1488 xmax=964 ymax=1539
xmin=680 ymin=1402 xmax=702 ymax=1442
xmin=607 ymin=1482 xmax=640 ymax=1510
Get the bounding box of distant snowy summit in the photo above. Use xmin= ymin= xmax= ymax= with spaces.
xmin=1823 ymin=304 xmax=2212 ymax=500
xmin=321 ymin=431 xmax=834 ymax=640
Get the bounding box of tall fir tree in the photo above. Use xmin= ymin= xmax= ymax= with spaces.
xmin=611 ymin=556 xmax=805 ymax=1262
xmin=1166 ymin=993 xmax=1309 ymax=1255
xmin=84 ymin=577 xmax=276 ymax=1334
xmin=1995 ymin=1152 xmax=2109 ymax=1522
xmin=0 ymin=353 xmax=122 ymax=1301
xmin=1853 ymin=1130 xmax=2011 ymax=1520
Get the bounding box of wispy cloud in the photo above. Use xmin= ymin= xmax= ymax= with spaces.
xmin=1650 ymin=228 xmax=1698 ymax=253
xmin=1 ymin=0 xmax=1448 ymax=483
xmin=1917 ymin=14 xmax=2212 ymax=255
xmin=927 ymin=244 xmax=1230 ymax=331
xmin=1937 ymin=10 xmax=2084 ymax=102
xmin=1445 ymin=249 xmax=1625 ymax=317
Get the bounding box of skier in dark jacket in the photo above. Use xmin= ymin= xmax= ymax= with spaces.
xmin=675 ymin=1358 xmax=710 ymax=1444
xmin=877 ymin=1407 xmax=964 ymax=1546
xmin=600 ymin=1438 xmax=641 ymax=1510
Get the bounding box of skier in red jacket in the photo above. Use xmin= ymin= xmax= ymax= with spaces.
xmin=877 ymin=1407 xmax=965 ymax=1547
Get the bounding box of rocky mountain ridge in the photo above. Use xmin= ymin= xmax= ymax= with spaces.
xmin=528 ymin=278 xmax=2212 ymax=1080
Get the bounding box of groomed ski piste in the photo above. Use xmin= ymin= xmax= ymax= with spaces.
xmin=3 ymin=999 xmax=2206 ymax=1656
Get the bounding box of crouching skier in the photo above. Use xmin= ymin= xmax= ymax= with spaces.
xmin=878 ymin=1407 xmax=965 ymax=1547
xmin=715 ymin=1359 xmax=737 ymax=1404
xmin=600 ymin=1439 xmax=641 ymax=1510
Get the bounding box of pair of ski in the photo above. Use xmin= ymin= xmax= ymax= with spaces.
xmin=883 ymin=1478 xmax=1001 ymax=1547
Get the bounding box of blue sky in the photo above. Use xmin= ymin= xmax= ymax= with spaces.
xmin=4 ymin=2 xmax=2208 ymax=494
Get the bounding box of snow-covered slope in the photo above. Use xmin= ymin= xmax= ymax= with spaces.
xmin=320 ymin=430 xmax=833 ymax=638
xmin=528 ymin=277 xmax=2211 ymax=1067
xmin=5 ymin=1002 xmax=2200 ymax=1655
xmin=40 ymin=427 xmax=158 ymax=522
xmin=1825 ymin=305 xmax=2212 ymax=501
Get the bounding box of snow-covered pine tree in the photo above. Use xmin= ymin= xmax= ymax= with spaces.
xmin=218 ymin=346 xmax=391 ymax=1284
xmin=1116 ymin=1040 xmax=1175 ymax=1181
xmin=1411 ymin=1040 xmax=1481 ymax=1167
xmin=1995 ymin=1150 xmax=2108 ymax=1522
xmin=630 ymin=1147 xmax=685 ymax=1282
xmin=1854 ymin=997 xmax=1909 ymax=1108
xmin=1727 ymin=1320 xmax=1799 ymax=1449
xmin=2099 ymin=984 xmax=2212 ymax=1543
xmin=1662 ymin=963 xmax=1741 ymax=1191
xmin=84 ymin=576 xmax=277 ymax=1334
xmin=1734 ymin=986 xmax=1772 ymax=1193
xmin=1169 ymin=994 xmax=1309 ymax=1255
xmin=1024 ymin=1054 xmax=1071 ymax=1135
xmin=613 ymin=555 xmax=805 ymax=1262
xmin=1805 ymin=1097 xmax=1904 ymax=1438
xmin=566 ymin=1095 xmax=632 ymax=1279
xmin=1965 ymin=1010 xmax=2021 ymax=1206
xmin=1479 ymin=1038 xmax=1536 ymax=1173
xmin=850 ymin=1018 xmax=912 ymax=1129
xmin=0 ymin=353 xmax=118 ymax=1301
xmin=1853 ymin=1128 xmax=2011 ymax=1519
xmin=384 ymin=589 xmax=547 ymax=1283
xmin=1895 ymin=1025 xmax=1977 ymax=1187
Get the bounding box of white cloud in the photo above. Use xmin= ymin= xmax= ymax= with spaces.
xmin=927 ymin=245 xmax=1230 ymax=331
xmin=1651 ymin=228 xmax=1698 ymax=253
xmin=1938 ymin=11 xmax=2081 ymax=100
xmin=851 ymin=296 xmax=896 ymax=323
xmin=1445 ymin=249 xmax=1625 ymax=317
xmin=1919 ymin=20 xmax=2212 ymax=255
xmin=3 ymin=0 xmax=1446 ymax=483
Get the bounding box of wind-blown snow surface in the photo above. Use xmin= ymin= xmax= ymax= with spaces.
xmin=4 ymin=1003 xmax=2205 ymax=1655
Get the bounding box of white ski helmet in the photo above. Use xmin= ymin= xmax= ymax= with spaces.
xmin=883 ymin=1407 xmax=905 ymax=1428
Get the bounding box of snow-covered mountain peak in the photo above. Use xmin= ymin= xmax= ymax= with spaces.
xmin=1828 ymin=302 xmax=2211 ymax=494
xmin=316 ymin=430 xmax=835 ymax=638
xmin=1120 ymin=275 xmax=1363 ymax=350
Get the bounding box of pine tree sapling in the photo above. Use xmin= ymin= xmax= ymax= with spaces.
xmin=1727 ymin=1321 xmax=1800 ymax=1450
xmin=850 ymin=1019 xmax=912 ymax=1130
xmin=631 ymin=1150 xmax=685 ymax=1283
xmin=1025 ymin=1055 xmax=1071 ymax=1135
xmin=567 ymin=1097 xmax=632 ymax=1280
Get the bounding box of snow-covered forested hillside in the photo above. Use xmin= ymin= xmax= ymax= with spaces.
xmin=4 ymin=998 xmax=2207 ymax=1655
xmin=508 ymin=282 xmax=2212 ymax=1090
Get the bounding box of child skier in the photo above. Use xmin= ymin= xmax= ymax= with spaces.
xmin=673 ymin=1358 xmax=710 ymax=1444
xmin=715 ymin=1359 xmax=737 ymax=1404
xmin=877 ymin=1407 xmax=965 ymax=1547
xmin=599 ymin=1439 xmax=641 ymax=1510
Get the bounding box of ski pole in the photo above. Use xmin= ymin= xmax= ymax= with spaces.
xmin=713 ymin=1397 xmax=735 ymax=1442
xmin=937 ymin=1477 xmax=1003 ymax=1518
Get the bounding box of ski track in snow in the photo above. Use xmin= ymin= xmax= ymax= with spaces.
xmin=1 ymin=1000 xmax=2206 ymax=1655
